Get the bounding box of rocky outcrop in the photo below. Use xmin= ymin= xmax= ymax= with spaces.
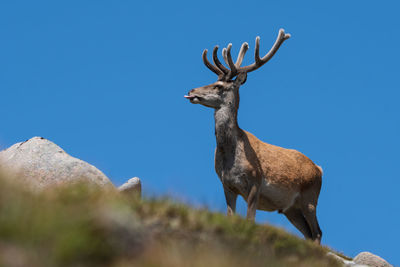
xmin=0 ymin=137 xmax=113 ymax=190
xmin=118 ymin=177 xmax=141 ymax=197
xmin=353 ymin=252 xmax=392 ymax=267
xmin=326 ymin=252 xmax=362 ymax=266
xmin=327 ymin=251 xmax=393 ymax=267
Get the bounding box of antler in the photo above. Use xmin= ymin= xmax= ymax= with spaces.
xmin=202 ymin=29 xmax=291 ymax=81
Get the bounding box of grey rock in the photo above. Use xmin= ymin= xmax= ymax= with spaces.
xmin=326 ymin=252 xmax=368 ymax=267
xmin=0 ymin=137 xmax=113 ymax=190
xmin=95 ymin=203 xmax=147 ymax=256
xmin=118 ymin=177 xmax=141 ymax=197
xmin=354 ymin=252 xmax=392 ymax=267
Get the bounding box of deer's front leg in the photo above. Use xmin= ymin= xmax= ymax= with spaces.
xmin=246 ymin=184 xmax=260 ymax=220
xmin=224 ymin=188 xmax=237 ymax=216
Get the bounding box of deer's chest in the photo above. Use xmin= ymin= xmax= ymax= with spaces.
xmin=214 ymin=146 xmax=255 ymax=195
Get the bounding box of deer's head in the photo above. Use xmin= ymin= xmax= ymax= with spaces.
xmin=185 ymin=29 xmax=290 ymax=109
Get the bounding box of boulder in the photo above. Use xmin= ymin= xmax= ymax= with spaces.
xmin=118 ymin=177 xmax=141 ymax=197
xmin=353 ymin=252 xmax=392 ymax=267
xmin=326 ymin=252 xmax=368 ymax=267
xmin=0 ymin=137 xmax=113 ymax=190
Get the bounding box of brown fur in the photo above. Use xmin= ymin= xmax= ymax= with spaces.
xmin=239 ymin=131 xmax=322 ymax=210
xmin=246 ymin=131 xmax=322 ymax=192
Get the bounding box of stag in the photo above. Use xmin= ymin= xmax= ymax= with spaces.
xmin=184 ymin=29 xmax=323 ymax=243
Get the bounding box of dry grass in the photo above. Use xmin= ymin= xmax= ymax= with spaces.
xmin=0 ymin=172 xmax=342 ymax=267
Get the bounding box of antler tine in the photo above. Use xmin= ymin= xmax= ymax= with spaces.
xmin=222 ymin=48 xmax=229 ymax=66
xmin=202 ymin=49 xmax=224 ymax=76
xmin=254 ymin=36 xmax=261 ymax=65
xmin=235 ymin=42 xmax=249 ymax=68
xmin=212 ymin=46 xmax=229 ymax=74
xmin=240 ymin=29 xmax=291 ymax=73
xmin=226 ymin=43 xmax=238 ymax=78
xmin=259 ymin=29 xmax=290 ymax=63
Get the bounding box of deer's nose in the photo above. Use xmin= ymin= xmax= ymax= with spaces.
xmin=186 ymin=89 xmax=197 ymax=96
xmin=184 ymin=89 xmax=196 ymax=100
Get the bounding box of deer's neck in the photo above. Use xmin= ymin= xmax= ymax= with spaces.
xmin=214 ymin=102 xmax=241 ymax=149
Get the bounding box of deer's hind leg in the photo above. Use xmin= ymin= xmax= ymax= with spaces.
xmin=299 ymin=189 xmax=322 ymax=243
xmin=283 ymin=206 xmax=313 ymax=239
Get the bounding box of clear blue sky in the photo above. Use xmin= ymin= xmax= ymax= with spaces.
xmin=1 ymin=0 xmax=399 ymax=264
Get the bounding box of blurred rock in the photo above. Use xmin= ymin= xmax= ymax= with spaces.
xmin=118 ymin=177 xmax=141 ymax=197
xmin=0 ymin=137 xmax=113 ymax=190
xmin=326 ymin=252 xmax=356 ymax=266
xmin=96 ymin=203 xmax=147 ymax=257
xmin=0 ymin=242 xmax=38 ymax=267
xmin=353 ymin=252 xmax=392 ymax=267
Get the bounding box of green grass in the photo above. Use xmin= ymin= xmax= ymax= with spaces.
xmin=0 ymin=172 xmax=342 ymax=267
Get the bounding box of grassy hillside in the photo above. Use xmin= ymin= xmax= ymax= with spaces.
xmin=0 ymin=173 xmax=342 ymax=267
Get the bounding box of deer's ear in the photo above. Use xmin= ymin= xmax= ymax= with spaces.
xmin=234 ymin=73 xmax=247 ymax=85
